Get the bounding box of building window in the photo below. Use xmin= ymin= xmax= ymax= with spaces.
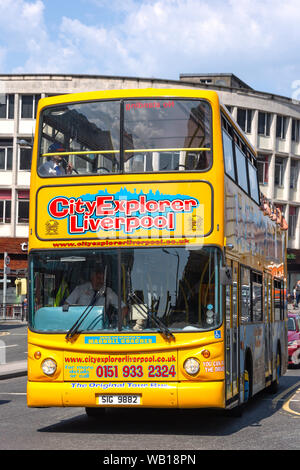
xmin=225 ymin=105 xmax=233 ymax=114
xmin=0 ymin=140 xmax=13 ymax=170
xmin=19 ymin=147 xmax=32 ymax=170
xmin=237 ymin=108 xmax=252 ymax=133
xmin=276 ymin=115 xmax=287 ymax=139
xmin=292 ymin=119 xmax=300 ymax=142
xmin=257 ymin=154 xmax=269 ymax=184
xmin=0 ymin=94 xmax=14 ymax=119
xmin=21 ymin=94 xmax=41 ymax=119
xmin=258 ymin=112 xmax=271 ymax=136
xmin=290 ymin=159 xmax=299 ymax=189
xmin=0 ymin=192 xmax=11 ymax=223
xmin=17 ymin=191 xmax=29 ymax=223
xmin=17 ymin=201 xmax=29 ymax=223
xmin=275 ymin=157 xmax=285 ymax=187
xmin=289 ymin=206 xmax=298 ymax=238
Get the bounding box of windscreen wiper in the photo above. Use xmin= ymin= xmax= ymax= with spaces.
xmin=128 ymin=292 xmax=175 ymax=341
xmin=65 ymin=267 xmax=107 ymax=340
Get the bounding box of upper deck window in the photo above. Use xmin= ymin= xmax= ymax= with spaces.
xmin=38 ymin=98 xmax=212 ymax=177
xmin=39 ymin=100 xmax=120 ymax=177
xmin=123 ymin=99 xmax=212 ymax=172
xmin=235 ymin=143 xmax=249 ymax=193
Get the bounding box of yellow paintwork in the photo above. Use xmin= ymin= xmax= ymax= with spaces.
xmin=29 ymin=88 xmax=225 ymax=252
xmin=36 ymin=181 xmax=212 ymax=242
xmin=28 ymin=88 xmax=227 ymax=409
xmin=27 ymin=381 xmax=225 ymax=409
xmin=27 ymin=326 xmax=225 ymax=408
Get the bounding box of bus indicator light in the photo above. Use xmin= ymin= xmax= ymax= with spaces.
xmin=201 ymin=350 xmax=210 ymax=359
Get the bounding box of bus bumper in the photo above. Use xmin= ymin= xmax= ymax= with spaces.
xmin=27 ymin=380 xmax=225 ymax=409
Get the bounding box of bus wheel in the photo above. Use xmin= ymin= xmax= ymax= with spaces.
xmin=85 ymin=407 xmax=106 ymax=418
xmin=268 ymin=350 xmax=281 ymax=394
xmin=226 ymin=403 xmax=243 ymax=417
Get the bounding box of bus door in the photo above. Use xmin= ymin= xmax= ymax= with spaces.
xmin=225 ymin=260 xmax=239 ymax=403
xmin=264 ymin=273 xmax=272 ymax=383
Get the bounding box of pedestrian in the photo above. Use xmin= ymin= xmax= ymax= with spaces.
xmin=296 ymin=280 xmax=300 ymax=308
xmin=22 ymin=297 xmax=27 ymax=321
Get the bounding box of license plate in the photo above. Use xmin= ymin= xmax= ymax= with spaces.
xmin=97 ymin=394 xmax=141 ymax=406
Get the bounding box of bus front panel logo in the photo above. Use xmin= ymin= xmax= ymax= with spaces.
xmin=47 ymin=188 xmax=200 ymax=236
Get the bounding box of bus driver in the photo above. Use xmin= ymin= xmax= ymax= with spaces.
xmin=39 ymin=142 xmax=72 ymax=176
xmin=65 ymin=266 xmax=128 ymax=318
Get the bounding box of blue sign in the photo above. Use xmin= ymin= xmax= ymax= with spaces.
xmin=214 ymin=330 xmax=221 ymax=339
xmin=85 ymin=335 xmax=157 ymax=345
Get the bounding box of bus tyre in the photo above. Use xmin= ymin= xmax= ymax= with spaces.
xmin=85 ymin=407 xmax=106 ymax=418
xmin=227 ymin=403 xmax=243 ymax=417
xmin=268 ymin=350 xmax=280 ymax=394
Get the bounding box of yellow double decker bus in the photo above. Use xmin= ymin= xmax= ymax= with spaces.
xmin=27 ymin=88 xmax=287 ymax=416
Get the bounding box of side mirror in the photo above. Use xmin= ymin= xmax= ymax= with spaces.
xmin=220 ymin=266 xmax=233 ymax=285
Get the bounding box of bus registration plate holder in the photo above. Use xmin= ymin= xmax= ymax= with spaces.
xmin=97 ymin=394 xmax=141 ymax=406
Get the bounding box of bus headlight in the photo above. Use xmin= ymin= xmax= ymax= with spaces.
xmin=41 ymin=358 xmax=57 ymax=376
xmin=183 ymin=357 xmax=200 ymax=376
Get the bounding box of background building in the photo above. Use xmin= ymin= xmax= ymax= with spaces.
xmin=0 ymin=73 xmax=299 ymax=315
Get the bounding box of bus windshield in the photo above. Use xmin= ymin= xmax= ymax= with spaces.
xmin=29 ymin=247 xmax=222 ymax=333
xmin=38 ymin=99 xmax=212 ymax=176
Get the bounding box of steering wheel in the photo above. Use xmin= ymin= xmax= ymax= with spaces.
xmin=96 ymin=167 xmax=110 ymax=173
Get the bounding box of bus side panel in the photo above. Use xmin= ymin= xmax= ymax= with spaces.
xmin=272 ymin=320 xmax=288 ymax=379
xmin=239 ymin=323 xmax=266 ymax=398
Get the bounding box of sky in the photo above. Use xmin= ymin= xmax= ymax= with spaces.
xmin=0 ymin=0 xmax=299 ymax=99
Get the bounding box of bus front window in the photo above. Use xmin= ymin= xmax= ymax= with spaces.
xmin=30 ymin=247 xmax=222 ymax=333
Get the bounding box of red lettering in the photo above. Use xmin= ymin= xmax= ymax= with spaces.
xmin=48 ymin=197 xmax=69 ymax=218
xmin=145 ymin=200 xmax=159 ymax=212
xmin=158 ymin=199 xmax=171 ymax=212
xmin=96 ymin=196 xmax=114 ymax=215
xmin=88 ymin=218 xmax=102 ymax=231
xmin=75 ymin=198 xmax=85 ymax=213
xmin=170 ymin=199 xmax=184 ymax=211
xmin=184 ymin=199 xmax=198 ymax=211
xmin=140 ymin=216 xmax=153 ymax=228
xmin=101 ymin=217 xmax=114 ymax=230
xmin=125 ymin=200 xmax=140 ymax=216
xmin=85 ymin=200 xmax=96 ymax=216
xmin=126 ymin=217 xmax=140 ymax=233
xmin=69 ymin=215 xmax=84 ymax=233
